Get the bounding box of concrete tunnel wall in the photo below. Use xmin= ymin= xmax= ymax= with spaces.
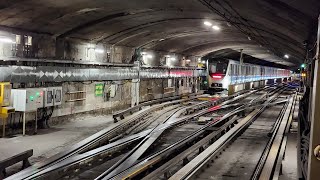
xmin=0 ymin=29 xmax=202 ymax=130
xmin=3 ymin=77 xmax=199 ymax=129
xmin=0 ymin=31 xmax=200 ymax=67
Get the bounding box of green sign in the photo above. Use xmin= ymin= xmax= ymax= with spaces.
xmin=95 ymin=83 xmax=104 ymax=97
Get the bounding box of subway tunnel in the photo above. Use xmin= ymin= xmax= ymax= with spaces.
xmin=0 ymin=1 xmax=319 ymax=180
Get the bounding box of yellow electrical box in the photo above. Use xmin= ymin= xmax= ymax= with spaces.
xmin=0 ymin=82 xmax=11 ymax=107
xmin=0 ymin=107 xmax=15 ymax=118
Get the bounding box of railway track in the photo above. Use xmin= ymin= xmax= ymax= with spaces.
xmin=6 ymin=86 xmax=285 ymax=180
xmin=92 ymin=87 xmax=279 ymax=180
xmin=168 ymin=88 xmax=296 ymax=180
xmin=6 ymin=95 xmax=204 ymax=180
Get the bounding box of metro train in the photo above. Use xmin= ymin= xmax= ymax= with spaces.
xmin=205 ymin=58 xmax=291 ymax=92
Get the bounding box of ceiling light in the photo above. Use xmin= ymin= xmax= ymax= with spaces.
xmin=227 ymin=22 xmax=232 ymax=27
xmin=284 ymin=54 xmax=289 ymax=59
xmin=198 ymin=58 xmax=201 ymax=62
xmin=0 ymin=37 xmax=14 ymax=43
xmin=141 ymin=52 xmax=147 ymax=55
xmin=204 ymin=21 xmax=212 ymax=26
xmin=248 ymin=36 xmax=251 ymax=41
xmin=202 ymin=60 xmax=206 ymax=64
xmin=186 ymin=59 xmax=191 ymax=62
xmin=146 ymin=54 xmax=153 ymax=58
xmin=212 ymin=25 xmax=220 ymax=31
xmin=87 ymin=44 xmax=95 ymax=48
xmin=159 ymin=38 xmax=165 ymax=42
xmin=95 ymin=49 xmax=104 ymax=54
xmin=170 ymin=57 xmax=176 ymax=61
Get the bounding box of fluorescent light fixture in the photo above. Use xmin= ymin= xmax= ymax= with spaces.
xmin=87 ymin=44 xmax=95 ymax=48
xmin=204 ymin=21 xmax=212 ymax=26
xmin=95 ymin=49 xmax=104 ymax=54
xmin=198 ymin=58 xmax=201 ymax=62
xmin=202 ymin=60 xmax=206 ymax=64
xmin=0 ymin=37 xmax=14 ymax=43
xmin=170 ymin=57 xmax=176 ymax=61
xmin=146 ymin=54 xmax=153 ymax=58
xmin=284 ymin=54 xmax=289 ymax=59
xmin=186 ymin=59 xmax=191 ymax=62
xmin=212 ymin=25 xmax=220 ymax=31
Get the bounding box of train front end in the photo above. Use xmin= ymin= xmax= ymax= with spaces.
xmin=207 ymin=59 xmax=230 ymax=93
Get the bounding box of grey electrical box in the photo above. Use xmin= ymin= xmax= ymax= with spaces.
xmin=11 ymin=88 xmax=45 ymax=112
xmin=44 ymin=87 xmax=54 ymax=107
xmin=54 ymin=87 xmax=62 ymax=106
xmin=44 ymin=87 xmax=62 ymax=107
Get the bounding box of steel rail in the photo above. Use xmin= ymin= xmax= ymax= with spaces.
xmin=255 ymin=94 xmax=296 ymax=180
xmin=102 ymin=89 xmax=284 ymax=180
xmin=168 ymin=89 xmax=285 ymax=180
xmin=112 ymin=92 xmax=203 ymax=122
xmin=17 ymin=104 xmax=189 ymax=180
xmin=7 ymin=89 xmax=265 ymax=180
xmin=272 ymin=92 xmax=298 ymax=180
xmin=6 ymin=96 xmax=200 ymax=180
xmin=251 ymin=97 xmax=290 ymax=180
xmin=142 ymin=115 xmax=241 ymax=180
xmin=94 ymin=91 xmax=257 ymax=180
xmin=22 ymin=130 xmax=152 ymax=180
xmin=141 ymin=99 xmax=289 ymax=180
xmin=94 ymin=90 xmax=259 ymax=179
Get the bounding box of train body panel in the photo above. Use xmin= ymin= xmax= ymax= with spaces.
xmin=207 ymin=59 xmax=290 ymax=92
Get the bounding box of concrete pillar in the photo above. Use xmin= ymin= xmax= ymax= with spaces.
xmin=245 ymin=82 xmax=251 ymax=90
xmin=253 ymin=81 xmax=260 ymax=88
xmin=276 ymin=78 xmax=282 ymax=83
xmin=228 ymin=84 xmax=235 ymax=95
xmin=131 ymin=79 xmax=140 ymax=107
xmin=266 ymin=79 xmax=275 ymax=85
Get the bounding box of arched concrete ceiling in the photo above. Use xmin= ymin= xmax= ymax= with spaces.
xmin=0 ymin=0 xmax=319 ymax=66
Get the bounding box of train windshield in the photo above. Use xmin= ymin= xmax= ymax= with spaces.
xmin=209 ymin=62 xmax=228 ymax=74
